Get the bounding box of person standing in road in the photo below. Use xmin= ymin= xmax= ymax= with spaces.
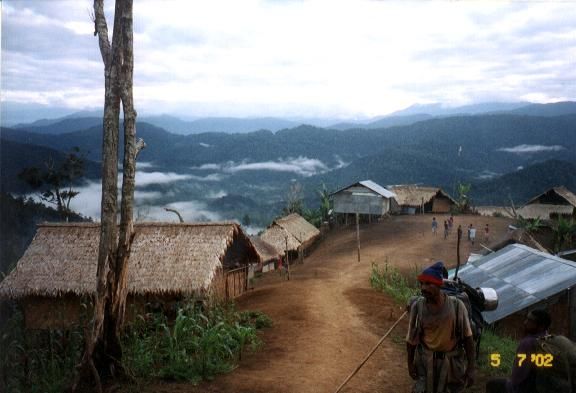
xmin=432 ymin=217 xmax=438 ymax=236
xmin=469 ymin=225 xmax=476 ymax=245
xmin=444 ymin=220 xmax=449 ymax=239
xmin=406 ymin=262 xmax=476 ymax=393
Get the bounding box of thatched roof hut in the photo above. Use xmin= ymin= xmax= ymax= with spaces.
xmin=388 ymin=185 xmax=456 ymax=214
xmin=260 ymin=224 xmax=302 ymax=254
xmin=260 ymin=213 xmax=320 ymax=254
xmin=250 ymin=236 xmax=280 ymax=264
xmin=522 ymin=186 xmax=576 ymax=218
xmin=0 ymin=222 xmax=257 ymax=300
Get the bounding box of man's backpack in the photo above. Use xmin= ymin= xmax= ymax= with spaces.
xmin=534 ymin=335 xmax=576 ymax=393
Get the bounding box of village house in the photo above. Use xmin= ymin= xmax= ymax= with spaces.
xmin=260 ymin=213 xmax=320 ymax=263
xmin=519 ymin=186 xmax=576 ymax=219
xmin=388 ymin=185 xmax=456 ymax=214
xmin=250 ymin=236 xmax=281 ymax=273
xmin=457 ymin=243 xmax=576 ymax=340
xmin=476 ymin=186 xmax=576 ymax=219
xmin=330 ymin=180 xmax=397 ymax=224
xmin=0 ymin=222 xmax=258 ymax=329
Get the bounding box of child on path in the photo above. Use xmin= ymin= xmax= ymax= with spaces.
xmin=432 ymin=217 xmax=438 ymax=235
xmin=484 ymin=224 xmax=490 ymax=243
xmin=469 ymin=225 xmax=476 ymax=245
xmin=443 ymin=220 xmax=449 ymax=239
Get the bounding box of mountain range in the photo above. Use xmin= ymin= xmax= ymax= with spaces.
xmin=2 ymin=101 xmax=575 ymax=225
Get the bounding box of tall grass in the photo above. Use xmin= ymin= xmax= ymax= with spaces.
xmin=1 ymin=302 xmax=270 ymax=391
xmin=370 ymin=261 xmax=420 ymax=305
xmin=122 ymin=302 xmax=265 ymax=382
xmin=0 ymin=310 xmax=83 ymax=393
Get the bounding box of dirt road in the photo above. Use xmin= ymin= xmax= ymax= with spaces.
xmin=147 ymin=214 xmax=511 ymax=393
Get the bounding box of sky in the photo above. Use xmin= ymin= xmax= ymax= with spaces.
xmin=1 ymin=0 xmax=575 ymax=122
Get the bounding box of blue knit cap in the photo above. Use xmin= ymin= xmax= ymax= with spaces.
xmin=417 ymin=261 xmax=445 ymax=286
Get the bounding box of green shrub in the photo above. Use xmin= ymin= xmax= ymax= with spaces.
xmin=122 ymin=303 xmax=266 ymax=382
xmin=370 ymin=261 xmax=419 ymax=305
xmin=0 ymin=309 xmax=83 ymax=393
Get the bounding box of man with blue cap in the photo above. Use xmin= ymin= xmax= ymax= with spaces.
xmin=406 ymin=261 xmax=476 ymax=393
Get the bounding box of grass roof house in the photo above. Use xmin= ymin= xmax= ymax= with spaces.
xmin=250 ymin=236 xmax=281 ymax=272
xmin=520 ymin=186 xmax=576 ymax=219
xmin=260 ymin=213 xmax=320 ymax=259
xmin=388 ymin=185 xmax=456 ymax=214
xmin=0 ymin=222 xmax=258 ymax=328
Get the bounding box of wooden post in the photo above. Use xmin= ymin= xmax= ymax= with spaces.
xmin=455 ymin=226 xmax=462 ymax=279
xmin=285 ymin=236 xmax=290 ymax=281
xmin=225 ymin=270 xmax=229 ymax=299
xmin=356 ymin=212 xmax=360 ymax=262
xmin=570 ymin=287 xmax=576 ymax=340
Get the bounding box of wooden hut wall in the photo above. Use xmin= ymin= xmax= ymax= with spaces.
xmin=22 ymin=295 xmax=82 ymax=329
xmin=222 ymin=233 xmax=255 ymax=269
xmin=432 ymin=195 xmax=452 ymax=213
xmin=333 ymin=188 xmax=388 ymax=215
xmin=209 ymin=266 xmax=248 ymax=301
xmin=494 ymin=290 xmax=574 ymax=340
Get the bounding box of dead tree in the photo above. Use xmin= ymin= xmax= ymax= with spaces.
xmin=73 ymin=0 xmax=144 ymax=391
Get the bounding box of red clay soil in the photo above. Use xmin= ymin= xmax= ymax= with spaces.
xmin=138 ymin=214 xmax=512 ymax=393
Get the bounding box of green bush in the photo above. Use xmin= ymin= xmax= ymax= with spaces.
xmin=0 ymin=309 xmax=83 ymax=393
xmin=0 ymin=302 xmax=270 ymax=391
xmin=122 ymin=303 xmax=266 ymax=382
xmin=370 ymin=261 xmax=419 ymax=305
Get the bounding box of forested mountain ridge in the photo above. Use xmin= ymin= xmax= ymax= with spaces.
xmin=2 ymin=112 xmax=575 ymax=226
xmin=3 ymin=113 xmax=576 ymax=171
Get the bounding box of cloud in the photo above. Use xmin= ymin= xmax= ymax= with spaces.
xmin=206 ymin=190 xmax=228 ymax=199
xmin=2 ymin=1 xmax=574 ymax=118
xmin=223 ymin=157 xmax=328 ymax=177
xmin=133 ymin=171 xmax=193 ymax=186
xmin=193 ymin=163 xmax=222 ymax=170
xmin=497 ymin=144 xmax=566 ymax=154
xmin=188 ymin=173 xmax=224 ymax=182
xmin=137 ymin=162 xmax=155 ymax=169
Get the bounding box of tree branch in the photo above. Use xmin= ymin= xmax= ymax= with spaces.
xmin=93 ymin=0 xmax=111 ymax=67
xmin=164 ymin=208 xmax=184 ymax=223
xmin=135 ymin=138 xmax=146 ymax=158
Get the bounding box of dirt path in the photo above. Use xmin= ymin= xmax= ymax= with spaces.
xmin=145 ymin=214 xmax=512 ymax=393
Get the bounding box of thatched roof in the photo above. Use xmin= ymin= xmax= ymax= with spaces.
xmin=0 ymin=222 xmax=257 ymax=299
xmin=516 ymin=204 xmax=574 ymax=220
xmin=250 ymin=236 xmax=280 ymax=263
xmin=274 ymin=213 xmax=320 ymax=243
xmin=389 ymin=185 xmax=456 ymax=207
xmin=525 ymin=186 xmax=576 ymax=208
xmin=260 ymin=225 xmax=301 ymax=254
xmin=259 ymin=213 xmax=320 ymax=254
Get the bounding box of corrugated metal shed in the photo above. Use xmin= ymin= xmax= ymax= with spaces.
xmin=331 ymin=180 xmax=396 ymax=215
xmin=457 ymin=244 xmax=576 ymax=324
xmin=358 ymin=180 xmax=397 ymax=199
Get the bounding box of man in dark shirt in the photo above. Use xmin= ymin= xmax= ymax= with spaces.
xmin=485 ymin=309 xmax=551 ymax=393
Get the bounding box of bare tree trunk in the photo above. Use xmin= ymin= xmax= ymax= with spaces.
xmin=73 ymin=0 xmax=142 ymax=391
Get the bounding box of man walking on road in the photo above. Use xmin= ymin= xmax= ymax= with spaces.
xmin=406 ymin=262 xmax=476 ymax=393
xmin=432 ymin=217 xmax=438 ymax=236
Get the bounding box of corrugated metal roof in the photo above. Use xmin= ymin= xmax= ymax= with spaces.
xmin=457 ymin=244 xmax=576 ymax=324
xmin=358 ymin=180 xmax=397 ymax=199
